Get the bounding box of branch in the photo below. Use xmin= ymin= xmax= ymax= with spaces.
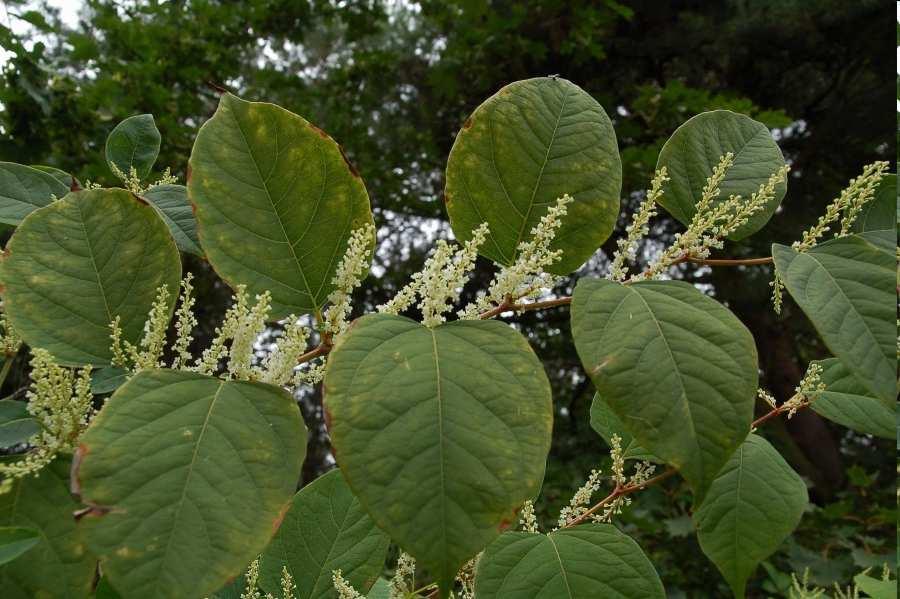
xmin=564 ymin=468 xmax=677 ymax=528
xmin=683 ymin=255 xmax=773 ymax=266
xmin=296 ymin=342 xmax=331 ymax=365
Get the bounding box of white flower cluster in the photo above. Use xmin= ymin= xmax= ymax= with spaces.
xmin=195 ymin=285 xmax=271 ymax=379
xmin=388 ymin=552 xmax=416 ymax=599
xmin=259 ymin=317 xmax=310 ymax=387
xmin=557 ymin=467 xmax=603 ymax=528
xmin=0 ymin=306 xmax=22 ymax=356
xmin=111 ymin=284 xmax=172 ymax=372
xmin=323 ymin=224 xmax=376 ymax=336
xmin=455 ymin=554 xmax=480 ymax=599
xmin=459 ymin=195 xmax=573 ymax=318
xmin=0 ymin=350 xmax=94 ymax=493
xmin=379 ymin=223 xmax=489 ymax=328
xmin=781 ymin=362 xmax=826 ymax=419
xmin=110 ymin=163 xmax=178 ymax=195
xmin=519 ymin=499 xmax=539 ymax=533
xmin=331 ymin=570 xmax=364 ymax=599
xmin=171 ymin=274 xmax=198 ymax=370
xmin=757 ymin=388 xmax=778 ymax=410
xmin=772 ymin=161 xmax=888 ymax=313
xmin=238 ymin=558 xmax=295 ymax=599
xmin=639 ymin=155 xmax=789 ymax=281
xmin=609 ymin=168 xmax=669 ymax=282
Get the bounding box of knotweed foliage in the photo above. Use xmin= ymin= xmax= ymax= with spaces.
xmin=0 ymin=77 xmax=893 ymax=599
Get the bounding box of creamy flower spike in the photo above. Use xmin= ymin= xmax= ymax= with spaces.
xmin=459 ymin=194 xmax=572 ymax=319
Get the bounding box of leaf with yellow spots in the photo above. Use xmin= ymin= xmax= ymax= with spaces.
xmin=0 ymin=457 xmax=96 ymax=599
xmin=74 ymin=369 xmax=307 ymax=599
xmin=445 ymin=77 xmax=622 ymax=274
xmin=1 ymin=188 xmax=181 ymax=366
xmin=188 ymin=93 xmax=373 ymax=319
xmin=324 ymin=314 xmax=553 ymax=597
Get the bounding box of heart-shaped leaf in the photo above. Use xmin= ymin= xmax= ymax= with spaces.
xmin=1 ymin=188 xmax=181 ymax=366
xmin=188 ymin=93 xmax=373 ymax=318
xmin=656 ymin=110 xmax=786 ymax=240
xmin=324 ymin=314 xmax=553 ymax=595
xmin=474 ymin=524 xmax=665 ymax=598
xmin=571 ymin=278 xmax=757 ymax=501
xmin=810 ymin=358 xmax=894 ymax=439
xmin=106 ymin=114 xmax=161 ymax=180
xmin=259 ymin=468 xmax=389 ymax=598
xmin=772 ymin=231 xmax=895 ymax=403
xmin=0 ymin=400 xmax=39 ymax=448
xmin=0 ymin=457 xmax=96 ymax=598
xmin=589 ymin=393 xmax=657 ymax=462
xmin=445 ymin=77 xmax=622 ymax=274
xmin=143 ymin=184 xmax=203 ymax=256
xmin=693 ymin=434 xmax=807 ymax=599
xmin=0 ymin=162 xmax=70 ymax=225
xmin=74 ymin=369 xmax=307 ymax=599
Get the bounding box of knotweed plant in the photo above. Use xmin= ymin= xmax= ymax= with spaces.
xmin=0 ymin=79 xmax=892 ymax=599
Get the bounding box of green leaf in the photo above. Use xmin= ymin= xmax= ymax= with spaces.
xmin=0 ymin=399 xmax=39 ymax=447
xmin=142 ymin=184 xmax=203 ymax=256
xmin=1 ymin=188 xmax=182 ymax=366
xmin=772 ymin=231 xmax=895 ymax=403
xmin=0 ymin=161 xmax=69 ymax=225
xmin=693 ymin=435 xmax=807 ymax=599
xmin=188 ymin=93 xmax=373 ymax=318
xmin=94 ymin=578 xmax=124 ymax=599
xmin=75 ymin=369 xmax=307 ymax=599
xmin=0 ymin=527 xmax=39 ymax=566
xmin=810 ymin=358 xmax=894 ymax=439
xmin=445 ymin=77 xmax=622 ymax=274
xmin=324 ymin=314 xmax=553 ymax=595
xmin=105 ymin=114 xmax=161 ymax=180
xmin=854 ymin=572 xmax=897 ymax=599
xmin=366 ymin=578 xmax=390 ymax=599
xmin=655 ymin=110 xmax=787 ymax=240
xmin=474 ymin=524 xmax=665 ymax=598
xmin=571 ymin=278 xmax=757 ymax=500
xmin=0 ymin=457 xmax=96 ymax=599
xmin=852 ymin=174 xmax=897 ymax=233
xmin=259 ymin=469 xmax=389 ymax=598
xmin=90 ymin=367 xmax=129 ymax=395
xmin=588 ymin=393 xmax=657 ymax=462
xmin=29 ymin=165 xmax=78 ymax=190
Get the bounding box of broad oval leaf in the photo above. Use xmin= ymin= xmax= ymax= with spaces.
xmin=810 ymin=358 xmax=894 ymax=439
xmin=571 ymin=278 xmax=758 ymax=500
xmin=324 ymin=314 xmax=553 ymax=594
xmin=105 ymin=114 xmax=161 ymax=179
xmin=693 ymin=435 xmax=807 ymax=599
xmin=656 ymin=110 xmax=786 ymax=239
xmin=852 ymin=173 xmax=897 ymax=233
xmin=74 ymin=369 xmax=307 ymax=599
xmin=772 ymin=231 xmax=895 ymax=403
xmin=445 ymin=77 xmax=622 ymax=274
xmin=0 ymin=457 xmax=96 ymax=599
xmin=259 ymin=468 xmax=389 ymax=598
xmin=188 ymin=93 xmax=373 ymax=318
xmin=0 ymin=399 xmax=40 ymax=447
xmin=0 ymin=527 xmax=40 ymax=566
xmin=474 ymin=524 xmax=665 ymax=598
xmin=0 ymin=161 xmax=69 ymax=225
xmin=1 ymin=188 xmax=181 ymax=366
xmin=589 ymin=393 xmax=657 ymax=462
xmin=143 ymin=184 xmax=203 ymax=256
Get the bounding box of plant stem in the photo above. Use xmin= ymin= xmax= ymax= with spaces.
xmin=564 ymin=468 xmax=677 ymax=528
xmin=296 ymin=342 xmax=330 ymax=365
